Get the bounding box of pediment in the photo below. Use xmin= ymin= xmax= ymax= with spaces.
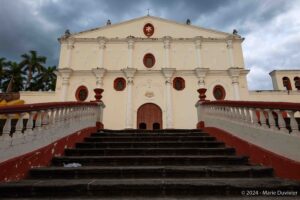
xmin=70 ymin=16 xmax=231 ymax=39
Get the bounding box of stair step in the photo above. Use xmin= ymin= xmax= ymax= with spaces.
xmin=29 ymin=165 xmax=273 ymax=179
xmin=91 ymin=132 xmax=209 ymax=137
xmin=1 ymin=178 xmax=299 ymax=197
xmin=65 ymin=147 xmax=236 ymax=156
xmin=52 ymin=155 xmax=248 ymax=166
xmin=76 ymin=141 xmax=225 ymax=148
xmin=84 ymin=136 xmax=216 ymax=142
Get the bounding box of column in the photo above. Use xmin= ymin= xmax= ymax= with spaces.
xmin=92 ymin=68 xmax=107 ymax=87
xmin=227 ymin=40 xmax=234 ymax=67
xmin=162 ymin=68 xmax=176 ymax=128
xmin=122 ymin=68 xmax=137 ymax=129
xmin=59 ymin=68 xmax=73 ymax=101
xmin=194 ymin=36 xmax=202 ymax=68
xmin=66 ymin=38 xmax=75 ymax=68
xmin=163 ymin=36 xmax=172 ymax=68
xmin=127 ymin=36 xmax=135 ymax=68
xmin=97 ymin=37 xmax=107 ymax=68
xmin=195 ymin=68 xmax=209 ymax=88
xmin=228 ymin=68 xmax=240 ymax=100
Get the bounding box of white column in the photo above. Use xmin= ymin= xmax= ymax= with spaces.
xmin=97 ymin=37 xmax=107 ymax=68
xmin=162 ymin=68 xmax=176 ymax=128
xmin=163 ymin=36 xmax=172 ymax=68
xmin=127 ymin=36 xmax=135 ymax=68
xmin=228 ymin=68 xmax=240 ymax=100
xmin=66 ymin=38 xmax=75 ymax=68
xmin=194 ymin=36 xmax=202 ymax=68
xmin=92 ymin=68 xmax=107 ymax=88
xmin=122 ymin=68 xmax=137 ymax=129
xmin=195 ymin=68 xmax=209 ymax=88
xmin=59 ymin=68 xmax=73 ymax=101
xmin=227 ymin=40 xmax=234 ymax=67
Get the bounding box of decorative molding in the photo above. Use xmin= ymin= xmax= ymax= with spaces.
xmin=92 ymin=68 xmax=107 ymax=86
xmin=122 ymin=68 xmax=137 ymax=79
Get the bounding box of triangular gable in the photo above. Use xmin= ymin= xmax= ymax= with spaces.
xmin=71 ymin=16 xmax=231 ymax=39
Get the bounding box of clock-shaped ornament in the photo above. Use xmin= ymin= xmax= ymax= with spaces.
xmin=143 ymin=23 xmax=154 ymax=37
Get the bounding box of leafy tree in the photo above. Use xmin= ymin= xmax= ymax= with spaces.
xmin=2 ymin=62 xmax=25 ymax=92
xmin=0 ymin=57 xmax=9 ymax=91
xmin=32 ymin=65 xmax=57 ymax=91
xmin=19 ymin=50 xmax=46 ymax=90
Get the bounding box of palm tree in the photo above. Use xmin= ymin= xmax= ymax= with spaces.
xmin=2 ymin=62 xmax=25 ymax=92
xmin=19 ymin=50 xmax=46 ymax=90
xmin=32 ymin=66 xmax=57 ymax=91
xmin=0 ymin=57 xmax=9 ymax=92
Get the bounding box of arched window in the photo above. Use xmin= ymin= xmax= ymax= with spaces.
xmin=75 ymin=86 xmax=88 ymax=102
xmin=114 ymin=77 xmax=126 ymax=91
xmin=143 ymin=53 xmax=155 ymax=68
xmin=139 ymin=123 xmax=147 ymax=129
xmin=153 ymin=123 xmax=160 ymax=130
xmin=294 ymin=77 xmax=300 ymax=90
xmin=282 ymin=77 xmax=292 ymax=90
xmin=213 ymin=85 xmax=226 ymax=100
xmin=173 ymin=77 xmax=185 ymax=91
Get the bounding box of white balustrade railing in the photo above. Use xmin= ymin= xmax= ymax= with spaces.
xmin=0 ymin=101 xmax=105 ymax=161
xmin=196 ymin=100 xmax=300 ymax=136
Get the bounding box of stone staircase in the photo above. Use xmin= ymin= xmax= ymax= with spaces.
xmin=0 ymin=129 xmax=299 ymax=199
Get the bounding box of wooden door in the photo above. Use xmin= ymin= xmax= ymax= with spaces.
xmin=137 ymin=103 xmax=162 ymax=130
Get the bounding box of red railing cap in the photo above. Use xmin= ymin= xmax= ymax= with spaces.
xmin=202 ymin=100 xmax=300 ymax=111
xmin=0 ymin=101 xmax=98 ymax=114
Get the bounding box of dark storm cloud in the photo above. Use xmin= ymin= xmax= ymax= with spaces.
xmin=0 ymin=0 xmax=299 ymax=89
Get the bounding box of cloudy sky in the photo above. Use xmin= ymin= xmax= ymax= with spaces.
xmin=0 ymin=0 xmax=299 ymax=90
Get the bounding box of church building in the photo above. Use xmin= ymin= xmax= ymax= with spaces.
xmin=20 ymin=16 xmax=300 ymax=130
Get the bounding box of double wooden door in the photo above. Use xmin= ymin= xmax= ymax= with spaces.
xmin=137 ymin=103 xmax=162 ymax=130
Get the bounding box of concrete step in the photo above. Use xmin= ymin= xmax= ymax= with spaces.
xmin=91 ymin=132 xmax=209 ymax=137
xmin=29 ymin=165 xmax=274 ymax=179
xmin=65 ymin=147 xmax=236 ymax=156
xmin=52 ymin=155 xmax=249 ymax=166
xmin=75 ymin=141 xmax=225 ymax=149
xmin=0 ymin=178 xmax=299 ymax=198
xmin=84 ymin=136 xmax=216 ymax=142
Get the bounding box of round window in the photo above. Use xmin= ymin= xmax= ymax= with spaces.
xmin=213 ymin=85 xmax=226 ymax=100
xmin=143 ymin=53 xmax=155 ymax=68
xmin=143 ymin=23 xmax=154 ymax=37
xmin=114 ymin=77 xmax=126 ymax=91
xmin=173 ymin=77 xmax=185 ymax=91
xmin=75 ymin=86 xmax=88 ymax=102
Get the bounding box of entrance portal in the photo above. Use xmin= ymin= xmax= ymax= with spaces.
xmin=137 ymin=103 xmax=162 ymax=130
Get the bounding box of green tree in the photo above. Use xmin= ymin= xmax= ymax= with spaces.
xmin=20 ymin=50 xmax=46 ymax=90
xmin=32 ymin=65 xmax=57 ymax=91
xmin=2 ymin=62 xmax=25 ymax=92
xmin=0 ymin=57 xmax=9 ymax=92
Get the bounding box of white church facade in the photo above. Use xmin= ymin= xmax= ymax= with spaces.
xmin=20 ymin=16 xmax=300 ymax=130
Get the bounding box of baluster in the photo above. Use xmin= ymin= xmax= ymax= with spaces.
xmin=251 ymin=108 xmax=260 ymax=126
xmin=2 ymin=114 xmax=14 ymax=144
xmin=245 ymin=107 xmax=252 ymax=124
xmin=259 ymin=109 xmax=268 ymax=128
xmin=34 ymin=111 xmax=43 ymax=136
xmin=287 ymin=110 xmax=299 ymax=135
xmin=266 ymin=109 xmax=277 ymax=130
xmin=275 ymin=109 xmax=288 ymax=133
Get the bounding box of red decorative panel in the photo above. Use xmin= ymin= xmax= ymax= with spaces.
xmin=173 ymin=77 xmax=185 ymax=91
xmin=75 ymin=85 xmax=88 ymax=102
xmin=213 ymin=85 xmax=226 ymax=100
xmin=143 ymin=23 xmax=154 ymax=37
xmin=114 ymin=77 xmax=126 ymax=91
xmin=143 ymin=53 xmax=155 ymax=68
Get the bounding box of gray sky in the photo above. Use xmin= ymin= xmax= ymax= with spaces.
xmin=0 ymin=0 xmax=299 ymax=90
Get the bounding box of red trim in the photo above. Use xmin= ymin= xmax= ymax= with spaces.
xmin=113 ymin=77 xmax=126 ymax=91
xmin=202 ymin=127 xmax=300 ymax=180
xmin=196 ymin=121 xmax=205 ymax=129
xmin=0 ymin=126 xmax=97 ymax=182
xmin=143 ymin=53 xmax=155 ymax=68
xmin=0 ymin=102 xmax=98 ymax=114
xmin=75 ymin=85 xmax=88 ymax=102
xmin=202 ymin=100 xmax=300 ymax=111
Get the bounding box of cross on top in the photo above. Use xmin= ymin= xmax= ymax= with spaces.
xmin=147 ymin=8 xmax=150 ymax=16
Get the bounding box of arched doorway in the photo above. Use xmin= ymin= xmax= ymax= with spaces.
xmin=137 ymin=103 xmax=162 ymax=130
